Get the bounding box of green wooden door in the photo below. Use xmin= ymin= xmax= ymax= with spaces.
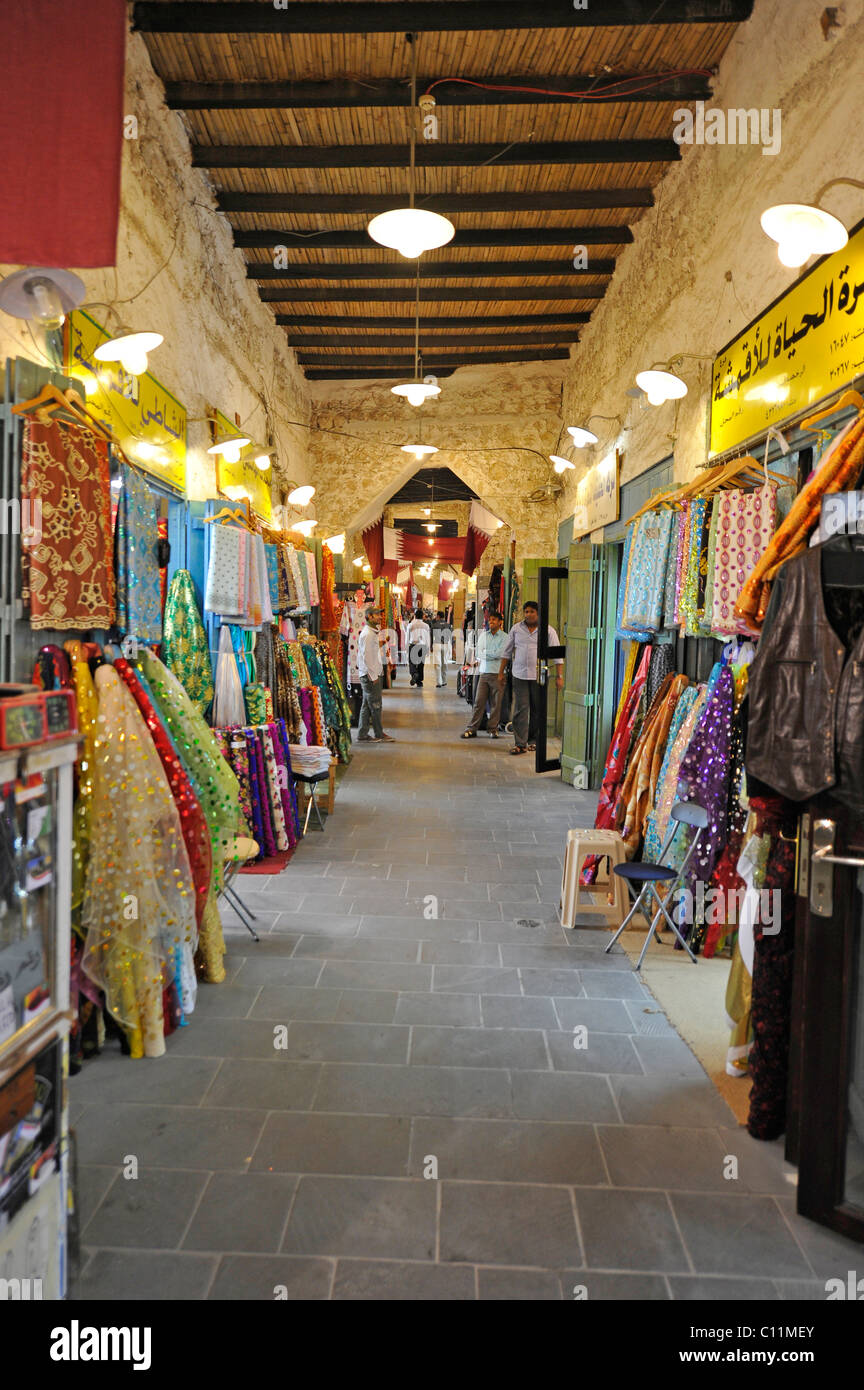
xmin=561 ymin=540 xmax=602 ymax=789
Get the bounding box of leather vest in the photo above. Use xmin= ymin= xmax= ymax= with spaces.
xmin=746 ymin=546 xmax=864 ymax=810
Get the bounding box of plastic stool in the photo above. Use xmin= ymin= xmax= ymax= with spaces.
xmin=560 ymin=829 xmax=629 ymax=929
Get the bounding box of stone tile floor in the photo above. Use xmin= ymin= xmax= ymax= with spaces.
xmin=70 ymin=680 xmax=862 ymax=1300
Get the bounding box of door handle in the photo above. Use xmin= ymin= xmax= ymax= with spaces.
xmin=537 ymin=661 xmax=547 ymax=686
xmin=810 ymin=818 xmax=864 ymax=916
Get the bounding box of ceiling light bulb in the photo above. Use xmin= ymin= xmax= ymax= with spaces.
xmin=94 ymin=331 xmax=163 ymax=377
xmin=353 ymin=557 xmax=364 ymax=567
xmin=391 ymin=380 xmax=441 ymax=407
xmin=254 ymin=450 xmax=274 ymax=471
xmin=567 ymin=426 xmax=599 ymax=448
xmin=760 ymin=203 xmax=848 ymax=268
xmin=293 ymin=518 xmax=318 ymax=536
xmin=550 ymin=455 xmax=575 ymax=472
xmin=423 ymin=522 xmax=439 ymax=532
xmin=325 ymin=533 xmax=345 ymax=553
xmin=0 ymin=266 xmax=85 ymax=325
xmin=401 ymin=443 xmax=439 ymax=460
xmin=287 ymin=484 xmax=315 ymax=507
xmin=207 ymin=432 xmax=252 ymax=463
xmin=367 ymin=208 xmax=455 ymax=260
xmin=635 ymin=369 xmax=688 ymax=407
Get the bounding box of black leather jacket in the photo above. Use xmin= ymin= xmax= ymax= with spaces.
xmin=746 ymin=544 xmax=864 ymax=811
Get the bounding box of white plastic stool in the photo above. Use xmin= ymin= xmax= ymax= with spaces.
xmin=560 ymin=829 xmax=629 ymax=929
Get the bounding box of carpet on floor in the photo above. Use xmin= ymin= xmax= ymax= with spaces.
xmin=238 ymin=848 xmax=295 ymax=874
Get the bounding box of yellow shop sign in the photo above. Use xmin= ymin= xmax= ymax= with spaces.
xmin=211 ymin=406 xmax=273 ymax=523
xmin=63 ymin=310 xmax=187 ymax=490
xmin=711 ymin=217 xmax=864 ymax=455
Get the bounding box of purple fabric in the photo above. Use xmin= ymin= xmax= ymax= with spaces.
xmin=298 ymin=687 xmax=315 ymax=745
xmin=676 ymin=666 xmax=734 ymax=885
xmin=268 ymin=719 xmax=299 ymax=847
xmin=246 ymin=730 xmax=277 ymax=857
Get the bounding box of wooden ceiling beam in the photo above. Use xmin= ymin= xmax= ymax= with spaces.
xmin=285 ymin=332 xmax=579 ymax=347
xmin=276 ymin=314 xmax=591 ymax=328
xmin=218 ymin=191 xmax=654 ymax=213
xmin=296 ymin=350 xmax=571 ymax=367
xmin=165 ymin=74 xmax=713 ymax=110
xmin=134 ymin=2 xmax=755 ymax=35
xmin=249 ymin=259 xmax=615 ymax=281
xmin=234 ymin=226 xmax=633 ymax=249
xmin=262 ymin=286 xmax=605 ymax=302
xmin=193 ymin=139 xmax=680 ymax=169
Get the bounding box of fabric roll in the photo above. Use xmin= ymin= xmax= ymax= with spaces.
xmin=162 ymin=569 xmax=214 ymax=713
xmin=264 ymin=542 xmax=281 ymax=613
xmin=303 ymin=548 xmax=320 ymax=607
xmin=212 ymin=624 xmax=247 ymax=727
xmin=261 ymin=726 xmax=290 ymax=851
xmin=247 ymin=730 xmax=277 ymax=857
xmin=20 ymin=416 xmax=115 ymax=630
xmin=81 ymin=666 xmax=196 ymax=1059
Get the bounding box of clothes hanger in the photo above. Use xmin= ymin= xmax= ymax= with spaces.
xmin=801 ymin=389 xmax=864 ymax=431
xmin=12 ymin=382 xmax=116 ymax=446
xmin=204 ymin=505 xmax=257 ymax=533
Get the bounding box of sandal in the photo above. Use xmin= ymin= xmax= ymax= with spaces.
xmin=510 ymin=746 xmax=527 ymax=755
xmin=461 ymin=731 xmax=476 ymax=739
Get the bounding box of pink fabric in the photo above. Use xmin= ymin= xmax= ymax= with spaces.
xmin=711 ymin=485 xmax=777 ymax=635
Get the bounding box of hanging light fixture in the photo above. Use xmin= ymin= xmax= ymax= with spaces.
xmin=352 ymin=556 xmax=365 ymax=568
xmin=392 ymin=378 xmax=441 ymax=407
xmin=550 ymin=455 xmax=575 ymax=473
xmin=566 ymin=426 xmax=599 ymax=448
xmin=287 ymin=484 xmax=316 ymax=507
xmin=401 ymin=443 xmax=438 ymax=460
xmin=423 ymin=521 xmax=440 ymax=531
xmin=369 ymin=35 xmax=454 ymax=261
xmin=208 ymin=432 xmax=252 ymax=465
xmin=293 ymin=518 xmax=318 ymax=536
xmin=760 ymin=179 xmax=864 ymax=268
xmin=94 ymin=329 xmax=163 ymax=377
xmin=253 ymin=444 xmax=276 ymax=472
xmin=0 ymin=266 xmax=85 ymax=328
xmin=635 ymin=367 xmax=689 ymax=407
xmin=325 ymin=533 xmax=346 ymax=553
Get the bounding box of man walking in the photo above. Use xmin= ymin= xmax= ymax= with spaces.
xmin=357 ymin=606 xmax=395 ymax=743
xmin=498 ymin=600 xmax=564 ymax=756
xmin=407 ymin=607 xmax=431 ymax=687
xmin=461 ymin=611 xmax=508 ymax=739
xmin=430 ymin=611 xmax=451 ymax=688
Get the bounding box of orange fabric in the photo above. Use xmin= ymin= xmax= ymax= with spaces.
xmin=320 ymin=543 xmax=341 ymax=634
xmin=617 ymin=673 xmax=689 ymax=856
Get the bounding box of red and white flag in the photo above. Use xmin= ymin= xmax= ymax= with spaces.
xmin=361 ymin=517 xmax=403 ymax=582
xmin=462 ymin=502 xmax=502 ymax=575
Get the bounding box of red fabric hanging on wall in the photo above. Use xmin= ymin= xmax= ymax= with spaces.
xmin=0 ymin=0 xmax=126 ymax=267
xmin=399 ymin=533 xmax=466 ymax=564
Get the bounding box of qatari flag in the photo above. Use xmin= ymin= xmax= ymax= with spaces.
xmin=361 ymin=517 xmax=402 ymax=581
xmin=0 ymin=0 xmax=126 ymax=266
xmin=462 ymin=502 xmax=502 ymax=575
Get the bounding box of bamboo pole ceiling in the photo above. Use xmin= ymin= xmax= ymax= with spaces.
xmin=135 ymin=0 xmax=751 ymax=378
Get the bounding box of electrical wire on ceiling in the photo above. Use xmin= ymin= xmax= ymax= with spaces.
xmin=422 ymin=70 xmax=715 ymax=103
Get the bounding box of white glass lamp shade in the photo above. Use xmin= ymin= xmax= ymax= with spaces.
xmin=93 ymin=331 xmax=163 ymax=376
xmin=567 ymin=426 xmax=599 ymax=447
xmin=635 ymin=369 xmax=688 ymax=407
xmin=293 ymin=518 xmax=318 ymax=536
xmin=550 ymin=455 xmax=575 ymax=473
xmin=352 ymin=556 xmax=365 ymax=567
xmin=760 ymin=203 xmax=848 ymax=269
xmin=391 ymin=380 xmax=441 ymax=406
xmin=367 ymin=208 xmax=455 ymax=260
xmin=287 ymin=484 xmax=316 ymax=507
xmin=0 ymin=266 xmax=85 ymax=326
xmin=207 ymin=433 xmax=251 ymax=464
xmin=401 ymin=443 xmax=438 ymax=460
xmin=325 ymin=533 xmax=346 ymax=553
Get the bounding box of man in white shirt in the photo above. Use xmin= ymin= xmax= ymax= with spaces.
xmin=357 ymin=607 xmax=395 ymax=743
xmin=498 ymin=600 xmax=564 ymax=756
xmin=407 ymin=608 xmax=431 ymax=687
xmin=461 ymin=611 xmax=509 ymax=739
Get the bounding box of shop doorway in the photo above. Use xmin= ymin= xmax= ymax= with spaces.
xmin=536 ymin=564 xmax=567 ymax=773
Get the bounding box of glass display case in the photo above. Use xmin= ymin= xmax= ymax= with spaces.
xmin=0 ymin=736 xmax=76 ymax=1299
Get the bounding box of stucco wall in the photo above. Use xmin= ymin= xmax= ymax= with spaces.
xmin=557 ymin=0 xmax=864 ymax=521
xmin=0 ymin=32 xmax=311 ymax=501
xmin=308 ymin=360 xmax=565 ymax=569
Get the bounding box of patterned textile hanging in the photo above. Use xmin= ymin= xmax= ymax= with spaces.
xmin=162 ymin=568 xmax=214 ymax=713
xmin=115 ymin=461 xmax=162 ymax=641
